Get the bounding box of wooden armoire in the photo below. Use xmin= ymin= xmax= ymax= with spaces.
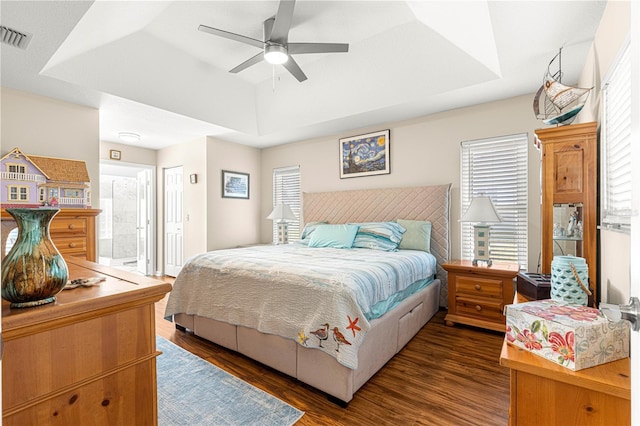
xmin=535 ymin=121 xmax=598 ymax=304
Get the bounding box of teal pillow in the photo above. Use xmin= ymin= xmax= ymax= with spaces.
xmin=308 ymin=224 xmax=360 ymax=248
xmin=397 ymin=219 xmax=432 ymax=252
xmin=352 ymin=222 xmax=406 ymax=251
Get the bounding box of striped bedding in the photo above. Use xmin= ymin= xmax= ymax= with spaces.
xmin=164 ymin=244 xmax=436 ymax=369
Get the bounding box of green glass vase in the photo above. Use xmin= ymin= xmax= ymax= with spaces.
xmin=2 ymin=208 xmax=68 ymax=308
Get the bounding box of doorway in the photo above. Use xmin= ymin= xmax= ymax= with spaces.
xmin=99 ymin=160 xmax=156 ymax=275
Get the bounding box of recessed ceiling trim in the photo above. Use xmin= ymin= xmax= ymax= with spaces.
xmin=0 ymin=25 xmax=32 ymax=50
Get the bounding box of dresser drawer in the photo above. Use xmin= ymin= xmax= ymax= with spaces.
xmin=49 ymin=217 xmax=87 ymax=235
xmin=455 ymin=296 xmax=504 ymax=322
xmin=3 ymin=361 xmax=156 ymax=426
xmin=52 ymin=236 xmax=87 ymax=256
xmin=455 ymin=276 xmax=503 ymax=299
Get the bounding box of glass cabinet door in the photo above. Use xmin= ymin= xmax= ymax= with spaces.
xmin=552 ymin=203 xmax=584 ymax=257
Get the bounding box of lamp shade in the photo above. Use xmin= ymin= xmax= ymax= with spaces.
xmin=267 ymin=204 xmax=296 ymax=221
xmin=460 ymin=196 xmax=502 ymax=223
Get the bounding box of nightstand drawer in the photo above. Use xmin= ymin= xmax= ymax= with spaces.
xmin=455 ymin=296 xmax=504 ymax=322
xmin=456 ymin=276 xmax=503 ymax=299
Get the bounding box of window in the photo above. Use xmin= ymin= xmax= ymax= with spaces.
xmin=601 ymin=40 xmax=631 ymax=232
xmin=272 ymin=166 xmax=301 ymax=242
xmin=461 ymin=134 xmax=528 ymax=269
xmin=7 ymin=164 xmax=26 ymax=174
xmin=8 ymin=185 xmax=29 ymax=201
xmin=64 ymin=189 xmax=82 ymax=198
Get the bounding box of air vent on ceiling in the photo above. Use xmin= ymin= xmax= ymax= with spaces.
xmin=1 ymin=25 xmax=32 ymax=50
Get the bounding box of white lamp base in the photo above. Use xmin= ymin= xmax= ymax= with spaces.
xmin=276 ymin=222 xmax=289 ymax=245
xmin=472 ymin=224 xmax=492 ymax=266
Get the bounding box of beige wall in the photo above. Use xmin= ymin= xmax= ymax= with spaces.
xmin=578 ymin=1 xmax=631 ymax=304
xmin=100 ymin=140 xmax=157 ymax=165
xmin=156 ymin=138 xmax=208 ymax=269
xmin=0 ymin=87 xmax=100 ymax=206
xmin=155 ymin=137 xmax=261 ymax=272
xmin=206 ymin=137 xmax=261 ymax=250
xmin=261 ymin=94 xmax=543 ymax=270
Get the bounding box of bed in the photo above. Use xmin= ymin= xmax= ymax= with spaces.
xmin=164 ymin=184 xmax=451 ymax=404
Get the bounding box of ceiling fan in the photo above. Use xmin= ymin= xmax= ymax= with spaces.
xmin=198 ymin=0 xmax=349 ymax=82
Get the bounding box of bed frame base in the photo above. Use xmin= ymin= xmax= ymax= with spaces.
xmin=173 ymin=279 xmax=440 ymax=403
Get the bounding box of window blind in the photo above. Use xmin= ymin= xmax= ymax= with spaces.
xmin=461 ymin=134 xmax=528 ymax=269
xmin=602 ymin=41 xmax=631 ymax=232
xmin=272 ymin=165 xmax=301 ymax=242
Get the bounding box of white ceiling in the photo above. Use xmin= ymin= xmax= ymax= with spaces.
xmin=1 ymin=1 xmax=607 ymax=150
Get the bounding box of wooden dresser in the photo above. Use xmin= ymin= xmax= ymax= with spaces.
xmin=1 ymin=208 xmax=101 ymax=262
xmin=500 ymin=294 xmax=631 ymax=425
xmin=2 ymin=258 xmax=172 ymax=425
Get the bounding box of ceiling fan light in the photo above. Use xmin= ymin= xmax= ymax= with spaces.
xmin=264 ymin=44 xmax=288 ymax=65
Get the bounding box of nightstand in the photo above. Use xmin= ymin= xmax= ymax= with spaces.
xmin=443 ymin=259 xmax=519 ymax=332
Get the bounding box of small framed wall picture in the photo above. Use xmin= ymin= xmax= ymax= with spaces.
xmin=110 ymin=149 xmax=121 ymax=160
xmin=222 ymin=170 xmax=250 ymax=199
xmin=190 ymin=174 xmax=198 ymax=184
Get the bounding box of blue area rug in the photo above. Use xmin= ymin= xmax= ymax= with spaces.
xmin=156 ymin=336 xmax=304 ymax=426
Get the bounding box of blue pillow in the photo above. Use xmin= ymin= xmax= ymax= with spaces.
xmin=352 ymin=222 xmax=406 ymax=251
xmin=308 ymin=224 xmax=360 ymax=249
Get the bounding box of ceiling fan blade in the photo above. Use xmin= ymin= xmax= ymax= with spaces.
xmin=270 ymin=0 xmax=296 ymax=43
xmin=198 ymin=24 xmax=265 ymax=49
xmin=229 ymin=52 xmax=265 ymax=74
xmin=282 ymin=56 xmax=307 ymax=82
xmin=288 ymin=43 xmax=349 ymax=55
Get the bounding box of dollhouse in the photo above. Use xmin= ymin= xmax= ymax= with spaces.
xmin=0 ymin=147 xmax=91 ymax=208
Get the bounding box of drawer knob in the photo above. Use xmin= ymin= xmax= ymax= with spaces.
xmin=475 ymin=305 xmax=482 ymax=312
xmin=69 ymin=243 xmax=77 ymax=248
xmin=68 ymin=224 xmax=76 ymax=230
xmin=475 ymin=284 xmax=481 ymax=291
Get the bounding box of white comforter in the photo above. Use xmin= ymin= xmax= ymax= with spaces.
xmin=164 ymin=244 xmax=436 ymax=369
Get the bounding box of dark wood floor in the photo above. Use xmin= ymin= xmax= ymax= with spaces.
xmin=154 ymin=276 xmax=510 ymax=425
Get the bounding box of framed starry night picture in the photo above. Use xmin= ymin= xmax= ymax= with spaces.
xmin=339 ymin=129 xmax=390 ymax=178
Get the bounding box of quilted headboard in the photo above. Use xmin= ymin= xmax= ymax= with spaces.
xmin=303 ymin=184 xmax=451 ymax=307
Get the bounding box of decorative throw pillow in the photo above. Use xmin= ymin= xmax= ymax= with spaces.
xmin=397 ymin=219 xmax=432 ymax=252
xmin=352 ymin=222 xmax=406 ymax=251
xmin=308 ymin=224 xmax=360 ymax=248
xmin=299 ymin=221 xmax=328 ymax=244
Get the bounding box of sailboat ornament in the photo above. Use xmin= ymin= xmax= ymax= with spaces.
xmin=533 ymin=48 xmax=592 ymax=126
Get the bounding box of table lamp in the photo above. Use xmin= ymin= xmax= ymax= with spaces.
xmin=267 ymin=204 xmax=297 ymax=244
xmin=460 ymin=196 xmax=502 ymax=266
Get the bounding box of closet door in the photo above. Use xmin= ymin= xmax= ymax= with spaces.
xmin=164 ymin=166 xmax=183 ymax=277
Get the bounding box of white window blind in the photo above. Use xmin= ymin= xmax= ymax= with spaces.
xmin=602 ymin=41 xmax=631 ymax=232
xmin=272 ymin=165 xmax=301 ymax=242
xmin=461 ymin=134 xmax=528 ymax=269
